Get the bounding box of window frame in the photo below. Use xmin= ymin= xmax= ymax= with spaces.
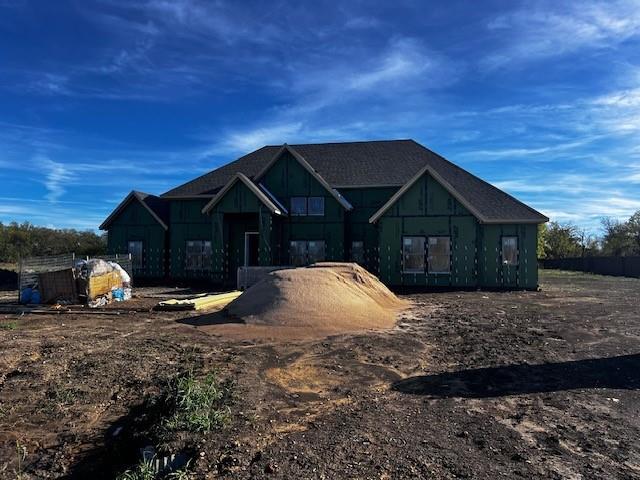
xmin=289 ymin=240 xmax=326 ymax=266
xmin=185 ymin=240 xmax=212 ymax=271
xmin=402 ymin=236 xmax=426 ymax=273
xmin=290 ymin=197 xmax=307 ymax=216
xmin=289 ymin=240 xmax=308 ymax=266
xmin=128 ymin=240 xmax=143 ymax=269
xmin=307 ymin=240 xmax=326 ymax=264
xmin=351 ymin=240 xmax=364 ymax=264
xmin=427 ymin=236 xmax=452 ymax=274
xmin=501 ymin=236 xmax=519 ymax=266
xmin=307 ymin=196 xmax=325 ymax=216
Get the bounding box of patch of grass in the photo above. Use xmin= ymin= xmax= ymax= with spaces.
xmin=46 ymin=385 xmax=83 ymax=408
xmin=116 ymin=460 xmax=156 ymax=480
xmin=162 ymin=371 xmax=233 ymax=433
xmin=15 ymin=440 xmax=27 ymax=480
xmin=166 ymin=464 xmax=192 ymax=480
xmin=116 ymin=460 xmax=192 ymax=480
xmin=0 ymin=321 xmax=17 ymax=331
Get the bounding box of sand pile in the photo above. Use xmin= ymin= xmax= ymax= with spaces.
xmin=226 ymin=262 xmax=407 ymax=333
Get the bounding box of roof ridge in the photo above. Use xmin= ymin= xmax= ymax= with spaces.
xmin=264 ymin=139 xmax=414 ymax=148
xmin=410 ymin=140 xmax=548 ymax=220
xmin=160 ymin=145 xmax=275 ymax=197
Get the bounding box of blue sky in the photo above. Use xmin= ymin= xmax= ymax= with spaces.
xmin=1 ymin=0 xmax=639 ymax=233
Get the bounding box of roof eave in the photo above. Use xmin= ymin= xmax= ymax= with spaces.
xmin=368 ymin=164 xmax=548 ymax=225
xmin=254 ymin=144 xmax=353 ymax=211
xmin=100 ymin=191 xmax=169 ymax=231
xmin=201 ymin=173 xmax=285 ymax=216
xmin=161 ymin=194 xmax=216 ymax=200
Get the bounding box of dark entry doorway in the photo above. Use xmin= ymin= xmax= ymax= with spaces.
xmin=244 ymin=232 xmax=259 ymax=266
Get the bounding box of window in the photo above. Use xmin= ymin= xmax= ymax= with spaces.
xmin=428 ymin=237 xmax=451 ymax=273
xmin=185 ymin=240 xmax=212 ymax=271
xmin=308 ymin=241 xmax=326 ymax=264
xmin=290 ymin=241 xmax=307 ymax=266
xmin=289 ymin=240 xmax=326 ymax=266
xmin=351 ymin=241 xmax=364 ymax=264
xmin=290 ymin=196 xmax=325 ymax=216
xmin=291 ymin=197 xmax=307 ymax=216
xmin=502 ymin=236 xmax=518 ymax=265
xmin=128 ymin=241 xmax=143 ymax=269
xmin=403 ymin=236 xmax=425 ymax=272
xmin=307 ymin=197 xmax=325 ymax=216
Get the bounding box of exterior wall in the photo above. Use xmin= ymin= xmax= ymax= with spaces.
xmin=209 ymin=180 xmax=265 ymax=283
xmin=341 ymin=186 xmax=398 ymax=273
xmin=106 ymin=155 xmax=540 ymax=289
xmin=374 ymin=171 xmax=540 ymax=289
xmin=258 ymin=151 xmax=345 ymax=264
xmin=169 ymin=198 xmax=212 ymax=279
xmin=477 ymin=223 xmax=538 ymax=289
xmin=377 ymin=172 xmax=478 ymax=287
xmin=106 ymin=201 xmax=166 ymax=277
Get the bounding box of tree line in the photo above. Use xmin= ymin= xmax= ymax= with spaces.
xmin=539 ymin=210 xmax=640 ymax=259
xmin=2 ymin=210 xmax=639 ymax=263
xmin=0 ymin=222 xmax=106 ymax=263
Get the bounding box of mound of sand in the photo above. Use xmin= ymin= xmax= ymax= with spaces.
xmin=226 ymin=263 xmax=407 ymax=333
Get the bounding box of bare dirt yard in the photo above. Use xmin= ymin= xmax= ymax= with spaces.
xmin=1 ymin=270 xmax=639 ymax=479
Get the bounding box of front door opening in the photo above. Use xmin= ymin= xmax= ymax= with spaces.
xmin=244 ymin=232 xmax=259 ymax=266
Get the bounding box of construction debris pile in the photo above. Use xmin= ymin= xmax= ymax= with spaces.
xmin=155 ymin=291 xmax=242 ymax=311
xmin=20 ymin=258 xmax=132 ymax=307
xmin=226 ymin=262 xmax=407 ymax=334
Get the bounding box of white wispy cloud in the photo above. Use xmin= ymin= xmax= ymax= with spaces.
xmin=483 ymin=0 xmax=640 ymax=69
xmin=208 ymin=37 xmax=459 ymax=153
xmin=461 ymin=138 xmax=599 ymax=159
xmin=37 ymin=155 xmax=74 ymax=203
xmin=215 ymin=122 xmax=304 ymax=154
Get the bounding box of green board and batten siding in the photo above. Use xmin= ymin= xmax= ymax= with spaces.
xmin=106 ymin=200 xmax=166 ymax=277
xmin=377 ymin=171 xmax=538 ymax=288
xmin=341 ymin=186 xmax=398 ymax=272
xmin=207 ymin=179 xmax=268 ymax=283
xmin=478 ymin=223 xmax=538 ymax=289
xmin=169 ymin=198 xmax=211 ymax=279
xmin=258 ymin=151 xmax=345 ymax=265
xmin=103 ymin=141 xmax=544 ymax=289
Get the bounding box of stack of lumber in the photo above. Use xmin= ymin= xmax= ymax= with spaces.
xmin=155 ymin=291 xmax=242 ymax=311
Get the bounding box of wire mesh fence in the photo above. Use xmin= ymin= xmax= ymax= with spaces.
xmin=18 ymin=252 xmax=133 ymax=298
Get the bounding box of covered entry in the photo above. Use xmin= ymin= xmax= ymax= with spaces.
xmin=202 ymin=173 xmax=287 ymax=284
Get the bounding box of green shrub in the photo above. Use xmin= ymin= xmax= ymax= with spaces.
xmin=163 ymin=372 xmax=232 ymax=433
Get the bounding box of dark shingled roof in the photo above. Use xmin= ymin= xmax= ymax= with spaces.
xmin=161 ymin=140 xmax=547 ymax=223
xmin=100 ymin=190 xmax=170 ymax=230
xmin=136 ymin=191 xmax=170 ymax=226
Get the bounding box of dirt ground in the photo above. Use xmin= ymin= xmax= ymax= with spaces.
xmin=1 ymin=270 xmax=639 ymax=479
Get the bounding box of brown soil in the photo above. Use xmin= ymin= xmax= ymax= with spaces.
xmin=0 ymin=270 xmax=639 ymax=479
xmin=226 ymin=263 xmax=407 ymax=333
